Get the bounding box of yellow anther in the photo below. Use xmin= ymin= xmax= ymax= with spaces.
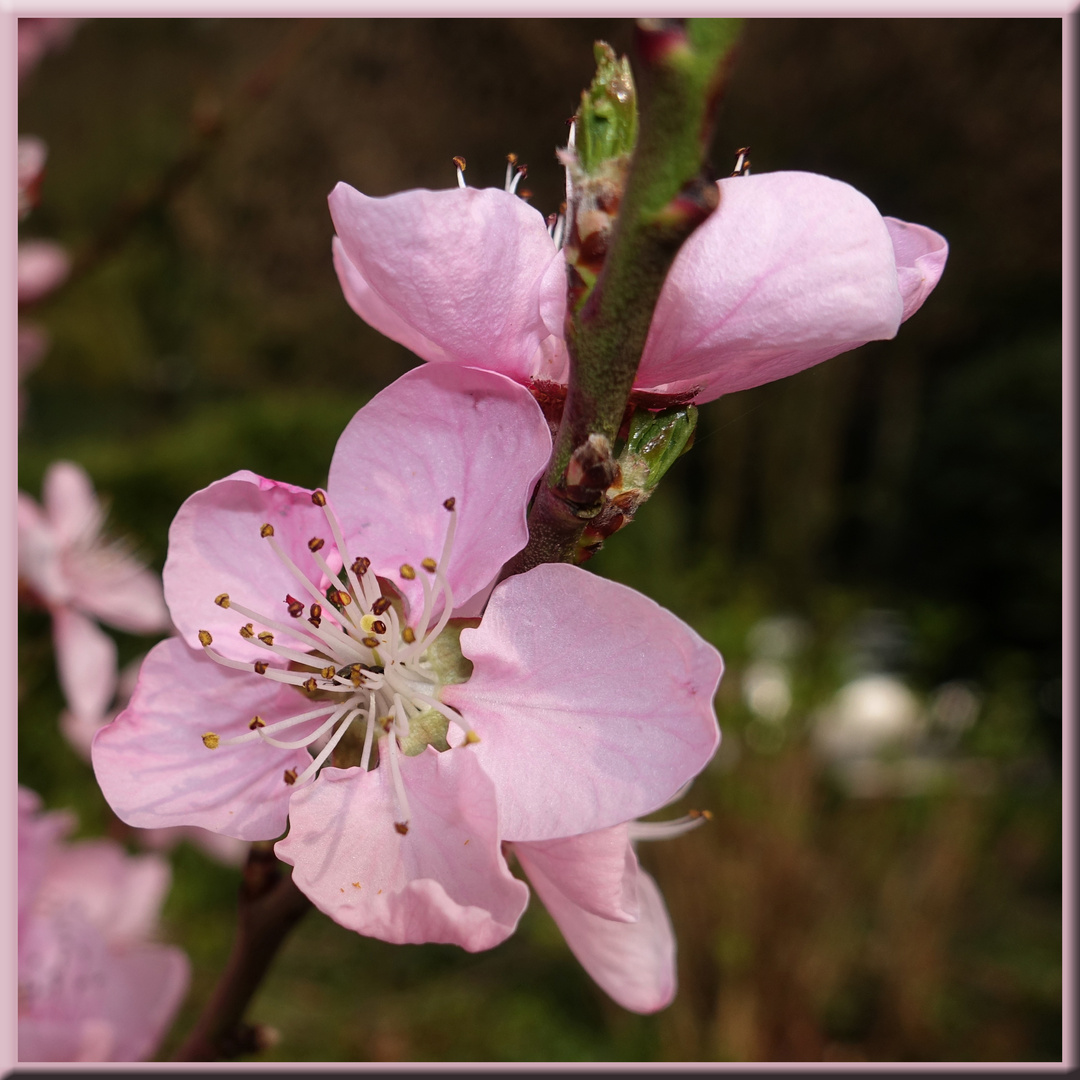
xmin=202 ymin=732 xmax=220 ymax=749
xmin=351 ymin=557 xmax=370 ymax=576
xmin=311 ymin=490 xmax=327 ymax=507
xmin=371 ymin=620 xmax=387 ymax=635
xmin=321 ymin=666 xmax=336 ymax=679
xmin=215 ymin=593 xmax=230 ymax=608
xmin=240 ymin=623 xmax=255 ymax=639
xmin=362 ymin=636 xmax=379 ymax=649
xmin=302 ymin=677 xmax=318 ymax=693
xmin=308 ymin=537 xmax=325 ymax=552
xmin=400 ymin=563 xmax=416 ymax=580
xmin=394 ymin=822 xmax=409 ymax=835
xmin=352 ymin=882 xmax=361 ymax=889
xmin=198 ymin=630 xmax=213 ymax=647
xmin=260 ymin=523 xmax=274 ymax=538
xmin=421 ymin=558 xmax=437 ymax=574
xmin=464 ymin=730 xmax=481 ymax=745
xmin=689 ymin=809 xmax=714 ymax=821
xmin=452 ymin=155 xmax=466 ymax=171
xmin=372 ymin=597 xmax=392 ymax=616
xmin=283 ymin=768 xmax=297 ymax=785
xmin=335 ymin=589 xmax=352 ymax=607
xmin=258 ymin=631 xmax=274 ymax=645
xmin=402 ymin=627 xmax=416 ymax=644
xmin=254 ymin=660 xmax=268 ymax=674
xmin=249 ymin=716 xmax=265 ymax=730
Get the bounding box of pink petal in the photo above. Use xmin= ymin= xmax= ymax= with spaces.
xmin=87 ymin=944 xmax=190 ymax=1062
xmin=42 ymin=461 xmax=101 ymax=550
xmin=164 ymin=470 xmax=336 ymax=661
xmin=67 ymin=555 xmax=170 ymax=635
xmin=36 ymin=840 xmax=171 ymax=947
xmin=444 ymin=563 xmax=723 ymax=841
xmin=327 ymin=365 xmax=551 ymax=621
xmin=277 ymin=748 xmax=529 ymax=951
xmin=18 ymin=240 xmax=70 ymax=306
xmin=510 ymin=824 xmax=638 ymax=922
xmin=329 ymin=183 xmax=561 ymax=383
xmin=517 ymin=846 xmax=676 ymax=1014
xmin=884 ymin=217 xmax=949 ymax=323
xmin=91 ymin=637 xmax=319 ymax=841
xmin=637 ymin=171 xmax=905 ymax=402
xmin=52 ymin=606 xmax=117 ymax=722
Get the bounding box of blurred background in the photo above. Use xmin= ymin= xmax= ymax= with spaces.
xmin=17 ymin=17 xmax=1062 ymax=1063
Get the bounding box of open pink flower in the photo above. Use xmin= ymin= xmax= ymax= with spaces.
xmin=18 ymin=461 xmax=171 ymax=721
xmin=93 ymin=365 xmax=722 ymax=954
xmin=18 ymin=788 xmax=190 ymax=1062
xmin=330 ymin=170 xmax=947 ymax=404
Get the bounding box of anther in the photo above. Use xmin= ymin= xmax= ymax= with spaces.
xmin=453 ymin=156 xmax=466 ymax=189
xmin=311 ymin=490 xmax=327 ymax=507
xmin=308 ymin=537 xmax=325 ymax=553
xmin=240 ymin=623 xmax=255 ymax=638
xmin=310 ymin=603 xmax=322 ymax=619
xmin=507 ymin=152 xmax=517 ymax=164
xmin=394 ymin=822 xmax=409 ymax=836
xmin=283 ymin=768 xmax=297 ymax=785
xmin=688 ymin=808 xmax=714 ymax=821
xmin=334 ymin=589 xmax=352 ymax=607
xmin=302 ymin=677 xmax=318 ymax=692
xmin=260 ymin=523 xmax=274 ymax=538
xmin=402 ymin=627 xmax=416 ymax=644
xmin=321 ymin=666 xmax=336 ymax=679
xmin=443 ymin=497 xmax=456 ymax=511
xmin=400 ymin=564 xmax=416 ymax=580
xmin=215 ymin=593 xmax=230 ymax=608
xmin=202 ymin=732 xmax=220 ymax=749
xmin=351 ymin=557 xmax=370 ymax=577
xmin=258 ymin=631 xmax=274 ymax=645
xmin=463 ymin=730 xmax=481 ymax=745
xmin=254 ymin=661 xmax=268 ymax=674
xmin=421 ymin=558 xmax=437 ymax=573
xmin=362 ymin=635 xmax=379 ymax=648
xmin=371 ymin=597 xmax=392 ymax=616
xmin=285 ymin=595 xmax=304 ymax=618
xmin=198 ymin=630 xmax=213 ymax=647
xmin=308 ymin=613 xmax=322 ymax=628
xmin=371 ymin=620 xmax=387 ymax=635
xmin=249 ymin=716 xmax=265 ymax=730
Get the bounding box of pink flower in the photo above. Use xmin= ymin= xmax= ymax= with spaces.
xmin=92 ymin=365 xmax=722 ymax=955
xmin=329 ymin=170 xmax=947 ymax=404
xmin=18 ymin=18 xmax=81 ymax=84
xmin=18 ymin=788 xmax=190 ymax=1062
xmin=18 ymin=461 xmax=172 ymax=721
xmin=18 ymin=239 xmax=70 ymax=308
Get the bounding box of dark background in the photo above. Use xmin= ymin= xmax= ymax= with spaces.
xmin=18 ymin=18 xmax=1062 ymax=1062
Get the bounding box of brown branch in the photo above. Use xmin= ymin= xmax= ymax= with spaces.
xmin=172 ymin=843 xmax=312 ymax=1062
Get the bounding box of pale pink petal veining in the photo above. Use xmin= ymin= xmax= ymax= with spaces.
xmin=278 ymin=749 xmax=529 ymax=951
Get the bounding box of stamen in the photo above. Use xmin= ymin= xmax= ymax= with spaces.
xmin=421 ymin=558 xmax=437 ymax=574
xmin=284 ymin=768 xmax=297 ymax=785
xmin=383 ymin=733 xmax=411 ymax=833
xmin=627 ymin=813 xmax=712 ymax=842
xmin=215 ymin=593 xmax=230 ymax=608
xmin=198 ymin=630 xmax=213 ymax=647
xmin=453 ymin=156 xmax=467 ymax=188
xmin=400 ymin=564 xmax=416 ymax=580
xmin=359 ymin=693 xmax=376 ymax=771
xmin=285 ymin=595 xmax=305 ymax=618
xmin=202 ymin=732 xmax=219 ymax=749
xmin=293 ymin=708 xmax=361 ymax=784
xmin=509 ymin=163 xmax=527 ymax=195
xmin=249 ymin=716 xmax=265 ymax=729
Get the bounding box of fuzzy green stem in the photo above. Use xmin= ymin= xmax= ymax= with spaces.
xmin=503 ymin=18 xmax=743 ymax=576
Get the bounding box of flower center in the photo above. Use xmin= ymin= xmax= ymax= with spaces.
xmin=196 ymin=490 xmax=476 ymax=826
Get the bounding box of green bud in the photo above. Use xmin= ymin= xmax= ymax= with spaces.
xmin=622 ymin=404 xmax=698 ymax=492
xmin=576 ymin=42 xmax=638 ymax=176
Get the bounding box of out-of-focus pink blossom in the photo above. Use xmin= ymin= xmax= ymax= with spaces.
xmin=330 ymin=171 xmax=947 ymax=404
xmin=18 ymin=240 xmax=70 ymax=307
xmin=18 ymin=788 xmax=189 ymax=1062
xmin=18 ymin=461 xmax=171 ymax=721
xmin=93 ymin=365 xmax=722 ymax=956
xmin=18 ymin=18 xmax=81 ymax=84
xmin=18 ymin=136 xmax=48 ymax=219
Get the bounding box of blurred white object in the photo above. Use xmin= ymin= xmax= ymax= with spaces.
xmin=813 ymin=673 xmax=925 ymax=761
xmin=741 ymin=660 xmax=793 ymax=723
